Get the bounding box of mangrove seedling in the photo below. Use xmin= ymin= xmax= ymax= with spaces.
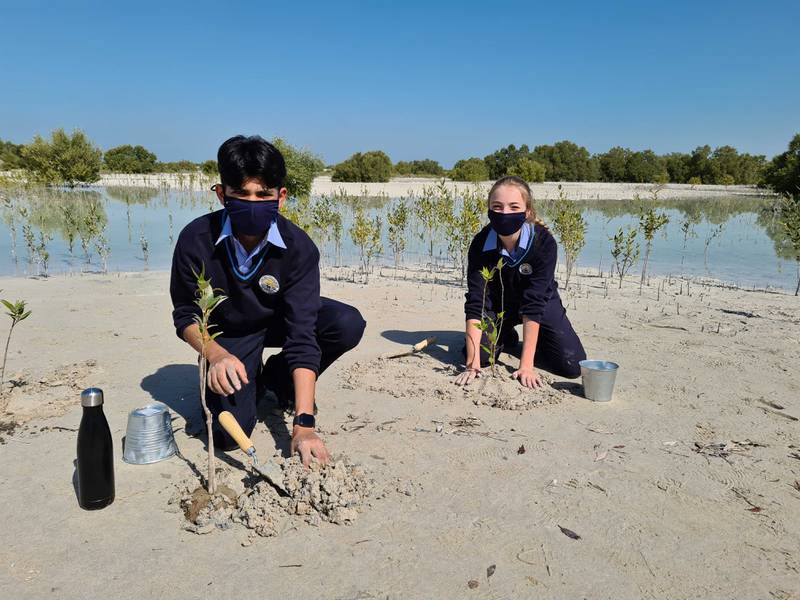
xmin=1 ymin=299 xmax=31 ymax=385
xmin=445 ymin=189 xmax=483 ymax=284
xmin=552 ymin=187 xmax=587 ymax=289
xmin=679 ymin=216 xmax=698 ymax=267
xmin=349 ymin=207 xmax=382 ymax=283
xmin=282 ymin=195 xmax=313 ymax=232
xmin=415 ymin=182 xmax=453 ymax=271
xmin=472 ymin=258 xmax=505 ymax=376
xmin=81 ymin=202 xmax=103 ymax=263
xmin=2 ymin=197 xmax=18 ymax=263
xmin=610 ymin=227 xmax=640 ymax=289
xmin=310 ymin=194 xmax=342 ymax=264
xmin=703 ymin=223 xmax=725 ymax=272
xmin=35 ymin=230 xmax=51 ymax=277
xmin=387 ymin=198 xmax=409 ymax=270
xmin=63 ymin=204 xmax=78 ymax=255
xmin=140 ymin=232 xmax=149 ymax=268
xmin=192 ymin=265 xmax=227 ymax=494
xmin=638 ymin=204 xmax=670 ymax=290
xmin=168 ymin=212 xmax=174 ymax=246
xmin=21 ymin=221 xmax=35 ymax=268
xmin=95 ymin=234 xmax=110 ymax=274
xmin=776 ymin=195 xmax=800 ymax=295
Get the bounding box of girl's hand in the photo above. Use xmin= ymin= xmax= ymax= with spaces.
xmin=454 ymin=366 xmax=482 ymax=386
xmin=512 ymin=366 xmax=542 ymax=389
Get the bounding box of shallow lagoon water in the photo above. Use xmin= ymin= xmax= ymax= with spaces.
xmin=0 ymin=186 xmax=794 ymax=292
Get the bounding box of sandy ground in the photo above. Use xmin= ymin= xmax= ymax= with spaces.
xmin=0 ymin=267 xmax=799 ymax=599
xmin=92 ymin=172 xmax=773 ymax=201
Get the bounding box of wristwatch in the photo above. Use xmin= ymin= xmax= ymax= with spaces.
xmin=293 ymin=413 xmax=316 ymax=428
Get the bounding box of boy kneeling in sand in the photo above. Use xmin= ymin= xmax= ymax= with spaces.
xmin=170 ymin=135 xmax=365 ymax=466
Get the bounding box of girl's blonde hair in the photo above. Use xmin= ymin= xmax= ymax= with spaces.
xmin=488 ymin=175 xmax=546 ymax=227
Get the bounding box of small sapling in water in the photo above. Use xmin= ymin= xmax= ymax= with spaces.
xmin=445 ymin=188 xmax=483 ymax=285
xmin=610 ymin=227 xmax=640 ymax=289
xmin=776 ymin=195 xmax=800 ymax=295
xmin=35 ymin=230 xmax=51 ymax=277
xmin=552 ymin=186 xmax=587 ymax=290
xmin=387 ymin=198 xmax=409 ymax=271
xmin=140 ymin=231 xmax=149 ymax=268
xmin=703 ymin=223 xmax=725 ymax=272
xmin=95 ymin=234 xmax=110 ymax=274
xmin=638 ymin=202 xmax=669 ymax=290
xmin=349 ymin=207 xmax=382 ymax=283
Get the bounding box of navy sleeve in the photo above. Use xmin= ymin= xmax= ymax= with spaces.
xmin=280 ymin=238 xmax=322 ymax=375
xmin=169 ymin=231 xmax=202 ymax=340
xmin=519 ymin=229 xmax=557 ymax=323
xmin=464 ymin=233 xmax=492 ymax=320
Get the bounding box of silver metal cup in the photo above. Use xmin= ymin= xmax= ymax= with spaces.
xmin=122 ymin=403 xmax=177 ymax=464
xmin=579 ymin=360 xmax=619 ymax=402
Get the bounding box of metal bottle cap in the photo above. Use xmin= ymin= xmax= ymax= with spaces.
xmin=81 ymin=388 xmax=104 ymax=407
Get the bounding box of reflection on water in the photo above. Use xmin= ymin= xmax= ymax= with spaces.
xmin=0 ymin=185 xmax=794 ymax=291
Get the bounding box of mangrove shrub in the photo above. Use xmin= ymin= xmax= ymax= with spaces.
xmin=21 ymin=129 xmax=102 ymax=186
xmin=332 ymin=151 xmax=392 ymax=183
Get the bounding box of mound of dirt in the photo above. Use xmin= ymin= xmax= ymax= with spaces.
xmin=171 ymin=455 xmax=374 ymax=537
xmin=342 ymin=353 xmax=569 ymax=410
xmin=0 ymin=360 xmax=101 ymax=422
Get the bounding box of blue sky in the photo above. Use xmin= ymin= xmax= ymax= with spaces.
xmin=1 ymin=0 xmax=798 ymax=166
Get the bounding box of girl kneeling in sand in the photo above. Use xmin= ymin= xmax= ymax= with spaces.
xmin=455 ymin=176 xmax=586 ymax=388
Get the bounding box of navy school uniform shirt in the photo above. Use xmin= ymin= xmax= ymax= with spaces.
xmin=464 ymin=222 xmax=559 ymax=324
xmin=170 ymin=210 xmax=322 ymax=375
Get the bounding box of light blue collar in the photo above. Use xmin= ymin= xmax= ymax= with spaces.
xmin=483 ymin=222 xmax=533 ymax=261
xmin=215 ymin=214 xmax=286 ymax=250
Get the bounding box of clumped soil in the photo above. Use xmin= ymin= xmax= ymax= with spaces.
xmin=171 ymin=455 xmax=374 ymax=538
xmin=342 ymin=353 xmax=570 ymax=410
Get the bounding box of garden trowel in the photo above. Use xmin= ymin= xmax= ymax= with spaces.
xmin=384 ymin=336 xmax=437 ymax=359
xmin=218 ymin=411 xmax=286 ymax=493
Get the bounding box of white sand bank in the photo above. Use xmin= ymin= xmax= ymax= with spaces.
xmin=0 ymin=269 xmax=798 ymax=599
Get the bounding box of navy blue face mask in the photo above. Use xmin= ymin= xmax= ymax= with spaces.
xmin=488 ymin=210 xmax=527 ymax=236
xmin=224 ymin=196 xmax=279 ymax=236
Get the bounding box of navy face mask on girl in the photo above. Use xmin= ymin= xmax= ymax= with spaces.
xmin=224 ymin=196 xmax=279 ymax=236
xmin=488 ymin=210 xmax=527 ymax=236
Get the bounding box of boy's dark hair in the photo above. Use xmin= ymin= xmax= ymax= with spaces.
xmin=217 ymin=135 xmax=286 ymax=189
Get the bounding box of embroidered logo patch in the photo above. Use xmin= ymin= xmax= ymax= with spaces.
xmin=259 ymin=274 xmax=280 ymax=294
xmin=519 ymin=263 xmax=533 ymax=275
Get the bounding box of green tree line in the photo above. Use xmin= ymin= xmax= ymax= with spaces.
xmin=0 ymin=129 xmax=323 ymax=195
xmin=2 ymin=129 xmax=798 ymax=199
xmin=330 ymin=135 xmax=798 ymax=188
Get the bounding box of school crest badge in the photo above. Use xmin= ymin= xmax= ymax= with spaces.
xmin=259 ymin=274 xmax=280 ymax=294
xmin=519 ymin=263 xmax=533 ymax=275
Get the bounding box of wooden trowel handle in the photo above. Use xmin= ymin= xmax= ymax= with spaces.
xmin=413 ymin=336 xmax=437 ymax=352
xmin=218 ymin=411 xmax=254 ymax=453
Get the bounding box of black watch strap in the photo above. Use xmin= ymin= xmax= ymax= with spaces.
xmin=293 ymin=413 xmax=316 ymax=428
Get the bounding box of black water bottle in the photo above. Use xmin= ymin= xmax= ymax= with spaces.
xmin=77 ymin=387 xmax=115 ymax=510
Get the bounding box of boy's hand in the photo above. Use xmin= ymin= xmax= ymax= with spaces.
xmin=207 ymin=350 xmax=249 ymax=395
xmin=291 ymin=427 xmax=330 ymax=468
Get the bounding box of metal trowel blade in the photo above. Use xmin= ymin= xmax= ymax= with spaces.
xmin=254 ymin=459 xmax=286 ymax=493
